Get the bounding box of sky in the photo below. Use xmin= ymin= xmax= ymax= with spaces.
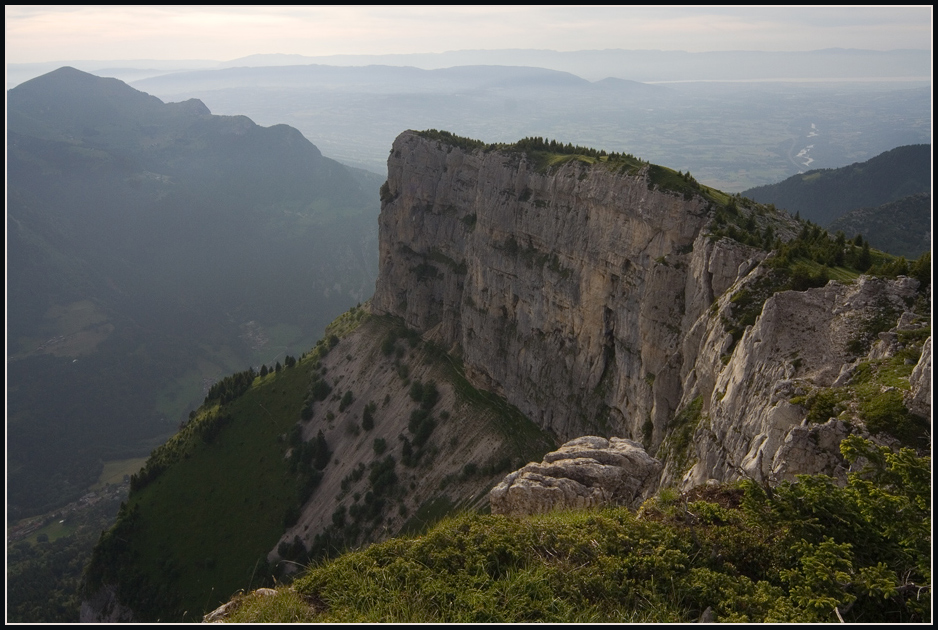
xmin=5 ymin=5 xmax=933 ymax=65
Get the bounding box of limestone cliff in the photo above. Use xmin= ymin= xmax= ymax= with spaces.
xmin=375 ymin=131 xmax=720 ymax=444
xmin=371 ymin=130 xmax=930 ymax=492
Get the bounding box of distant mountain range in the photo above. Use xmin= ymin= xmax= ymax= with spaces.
xmin=9 ymin=48 xmax=929 ymax=88
xmin=7 ymin=67 xmax=382 ymax=518
xmin=119 ymin=66 xmax=930 ymax=190
xmin=8 ymin=49 xmax=929 ymax=192
xmin=130 ymin=63 xmax=668 ymax=95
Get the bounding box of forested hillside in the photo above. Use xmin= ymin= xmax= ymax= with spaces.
xmin=827 ymin=192 xmax=931 ymax=260
xmin=741 ymin=144 xmax=930 ymax=227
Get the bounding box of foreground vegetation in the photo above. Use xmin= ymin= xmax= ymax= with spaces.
xmin=219 ymin=436 xmax=929 ymax=623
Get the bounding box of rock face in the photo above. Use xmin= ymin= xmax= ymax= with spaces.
xmin=489 ymin=436 xmax=662 ymax=516
xmin=373 ymin=130 xmax=752 ymax=446
xmin=679 ymin=274 xmax=924 ymax=488
xmin=79 ymin=584 xmax=134 ymax=623
xmin=907 ymin=336 xmax=932 ymax=419
xmin=372 ymin=131 xmax=931 ymax=490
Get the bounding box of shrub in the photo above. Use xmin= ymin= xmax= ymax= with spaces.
xmin=861 ymin=389 xmax=926 ymax=446
xmin=309 ymin=379 xmax=332 ymax=402
xmin=368 ymin=457 xmax=397 ymax=496
xmin=803 ymin=388 xmax=845 ymax=424
xmin=362 ymin=402 xmax=377 ymax=430
xmin=339 ymin=390 xmax=354 ymax=412
xmin=313 ymin=430 xmax=331 ymax=470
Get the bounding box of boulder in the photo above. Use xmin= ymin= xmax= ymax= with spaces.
xmin=489 ymin=436 xmax=661 ymax=516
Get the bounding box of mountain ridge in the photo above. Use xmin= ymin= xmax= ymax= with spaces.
xmin=827 ymin=192 xmax=931 ymax=260
xmin=81 ymin=129 xmax=930 ymax=622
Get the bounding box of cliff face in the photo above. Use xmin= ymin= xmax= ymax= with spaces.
xmin=372 ymin=130 xmax=930 ymax=489
xmin=376 ymin=132 xmax=722 ymax=444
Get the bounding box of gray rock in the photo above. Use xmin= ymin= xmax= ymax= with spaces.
xmin=698 ymin=606 xmax=716 ymax=623
xmin=680 ymin=274 xmax=924 ymax=489
xmin=906 ymin=336 xmax=932 ymax=419
xmin=489 ymin=437 xmax=661 ymax=516
xmin=371 ymin=130 xmax=785 ymax=451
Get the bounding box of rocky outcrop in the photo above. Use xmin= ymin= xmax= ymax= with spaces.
xmin=678 ymin=275 xmax=925 ymax=488
xmin=489 ymin=436 xmax=661 ymax=516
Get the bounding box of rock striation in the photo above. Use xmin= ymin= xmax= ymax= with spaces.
xmin=489 ymin=436 xmax=661 ymax=516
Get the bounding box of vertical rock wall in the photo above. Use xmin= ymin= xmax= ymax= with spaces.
xmin=372 ymin=131 xmax=743 ymax=447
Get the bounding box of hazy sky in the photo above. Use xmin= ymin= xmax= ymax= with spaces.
xmin=6 ymin=6 xmax=933 ymax=64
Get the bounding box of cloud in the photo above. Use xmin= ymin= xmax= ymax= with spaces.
xmin=5 ymin=6 xmax=932 ymax=64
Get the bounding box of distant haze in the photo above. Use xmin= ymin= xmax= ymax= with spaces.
xmin=6 ymin=6 xmax=931 ymax=64
xmin=6 ymin=48 xmax=932 ymax=92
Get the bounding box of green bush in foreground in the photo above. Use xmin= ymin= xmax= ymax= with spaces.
xmin=222 ymin=437 xmax=929 ymax=623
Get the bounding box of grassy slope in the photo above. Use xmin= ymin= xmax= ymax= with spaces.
xmin=102 ymin=358 xmax=313 ymax=621
xmin=84 ymin=307 xmax=555 ymax=621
